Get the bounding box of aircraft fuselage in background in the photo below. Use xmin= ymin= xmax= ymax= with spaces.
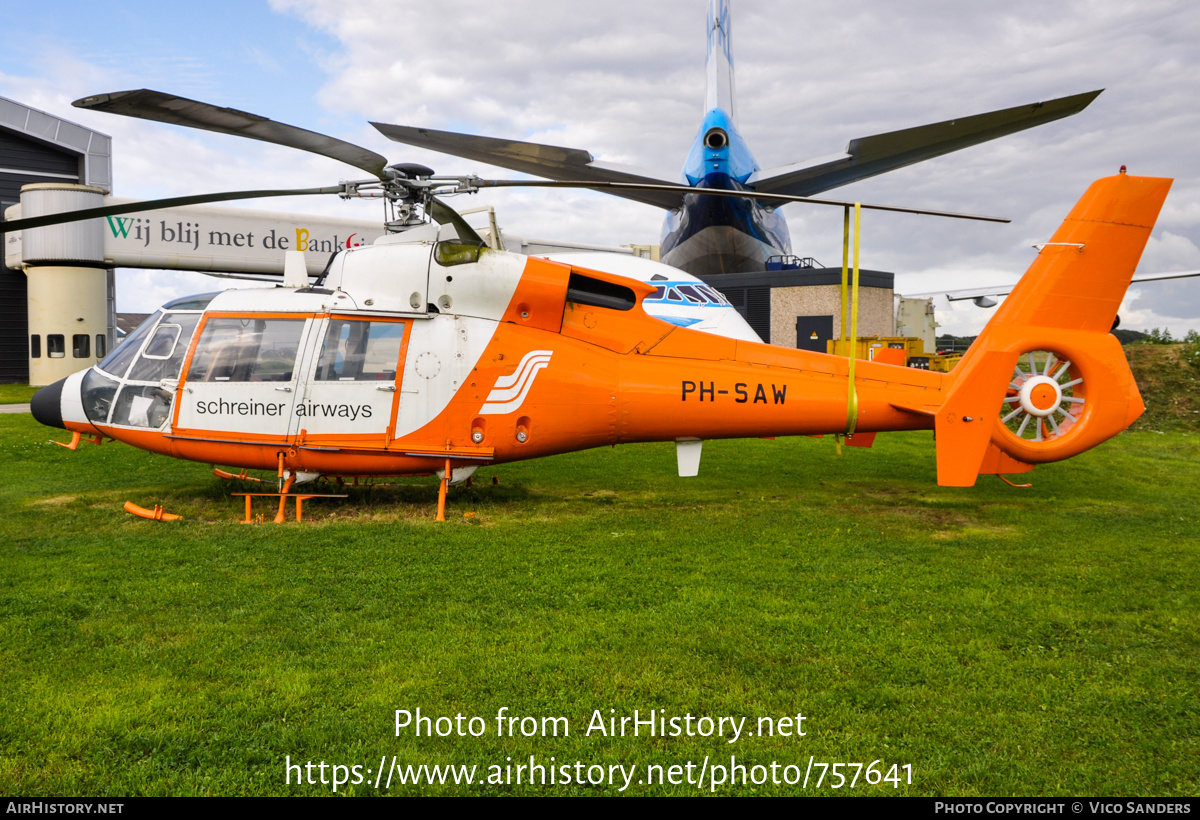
xmin=660 ymin=107 xmax=792 ymax=275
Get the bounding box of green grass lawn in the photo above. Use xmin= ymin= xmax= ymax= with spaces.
xmin=0 ymin=412 xmax=1196 ymax=796
xmin=0 ymin=384 xmax=38 ymax=404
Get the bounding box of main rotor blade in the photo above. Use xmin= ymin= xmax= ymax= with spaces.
xmin=74 ymin=89 xmax=390 ymax=179
xmin=372 ymin=121 xmax=682 ymax=209
xmin=749 ymin=90 xmax=1103 ymax=198
xmin=471 ymin=180 xmax=1010 ymax=223
xmin=1 ymin=187 xmax=343 ymax=234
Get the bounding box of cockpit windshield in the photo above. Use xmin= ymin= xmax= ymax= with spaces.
xmin=98 ymin=311 xmax=161 ymax=378
xmin=645 ymin=283 xmax=731 ymax=306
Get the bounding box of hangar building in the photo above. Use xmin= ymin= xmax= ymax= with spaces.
xmin=1 ymin=96 xmax=113 ymax=384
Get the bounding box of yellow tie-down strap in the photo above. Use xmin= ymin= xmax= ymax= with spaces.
xmin=843 ymin=203 xmax=862 ymax=436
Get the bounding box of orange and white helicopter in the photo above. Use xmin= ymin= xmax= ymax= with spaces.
xmin=7 ymin=92 xmax=1171 ymax=521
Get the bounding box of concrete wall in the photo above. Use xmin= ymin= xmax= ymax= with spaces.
xmin=769 ymin=284 xmax=895 ymax=348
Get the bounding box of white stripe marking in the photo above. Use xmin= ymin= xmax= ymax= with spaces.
xmin=479 ymin=350 xmax=553 ymax=415
xmin=485 ymin=354 xmax=552 ymax=403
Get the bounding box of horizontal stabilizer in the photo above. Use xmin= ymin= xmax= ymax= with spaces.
xmin=748 ymin=90 xmax=1102 ymax=198
xmin=371 ymin=123 xmax=682 ymax=209
xmin=890 ymin=401 xmax=938 ymax=417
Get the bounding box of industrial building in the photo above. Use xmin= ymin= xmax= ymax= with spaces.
xmin=705 ymin=262 xmax=896 ymax=350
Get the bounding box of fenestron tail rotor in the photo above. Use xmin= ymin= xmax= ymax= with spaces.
xmin=1000 ymin=351 xmax=1086 ymax=443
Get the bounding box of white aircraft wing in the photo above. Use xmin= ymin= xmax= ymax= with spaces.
xmin=371 ymin=123 xmax=683 ymax=209
xmin=747 ymin=90 xmax=1102 ymax=198
xmin=907 ymin=269 xmax=1200 ymax=307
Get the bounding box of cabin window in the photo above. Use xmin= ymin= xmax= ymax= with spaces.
xmin=565 ymin=273 xmax=636 ymax=311
xmin=315 ymin=319 xmax=404 ymax=381
xmin=47 ymin=335 xmax=65 ymax=358
xmin=187 ymin=318 xmax=305 ymax=383
xmin=30 ymin=335 xmax=40 ymax=358
xmin=73 ymin=334 xmax=90 ymax=358
xmin=99 ymin=311 xmax=161 ymax=378
xmin=127 ymin=313 xmax=201 ymax=382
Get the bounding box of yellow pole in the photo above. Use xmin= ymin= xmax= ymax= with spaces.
xmin=845 ymin=203 xmax=861 ymax=436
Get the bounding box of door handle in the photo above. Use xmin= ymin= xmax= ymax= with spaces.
xmin=376 ymin=385 xmax=397 ymax=392
xmin=275 ymin=386 xmax=293 ymax=392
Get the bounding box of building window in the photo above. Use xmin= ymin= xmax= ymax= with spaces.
xmin=48 ymin=335 xmax=65 ymax=358
xmin=95 ymin=334 xmax=107 ymax=358
xmin=30 ymin=335 xmax=41 ymax=358
xmin=73 ymin=334 xmax=90 ymax=358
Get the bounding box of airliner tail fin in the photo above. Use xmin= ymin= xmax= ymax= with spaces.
xmin=706 ymin=0 xmax=737 ymax=121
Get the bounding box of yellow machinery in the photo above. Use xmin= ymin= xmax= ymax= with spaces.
xmin=827 ymin=336 xmax=962 ymax=372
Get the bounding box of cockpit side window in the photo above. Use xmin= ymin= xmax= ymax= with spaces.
xmin=187 ymin=318 xmax=305 ymax=383
xmin=676 ymin=285 xmax=706 ymax=304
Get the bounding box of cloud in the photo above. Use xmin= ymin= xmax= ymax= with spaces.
xmin=264 ymin=0 xmax=1200 ymax=331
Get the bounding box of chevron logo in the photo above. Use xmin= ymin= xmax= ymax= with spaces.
xmin=478 ymin=350 xmax=553 ymax=415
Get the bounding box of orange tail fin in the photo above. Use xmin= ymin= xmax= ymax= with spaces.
xmin=935 ymin=173 xmax=1172 ymax=486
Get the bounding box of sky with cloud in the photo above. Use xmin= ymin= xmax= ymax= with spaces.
xmin=3 ymin=0 xmax=1198 ymax=336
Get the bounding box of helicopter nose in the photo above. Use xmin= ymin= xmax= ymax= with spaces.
xmin=30 ymin=378 xmax=66 ymax=430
